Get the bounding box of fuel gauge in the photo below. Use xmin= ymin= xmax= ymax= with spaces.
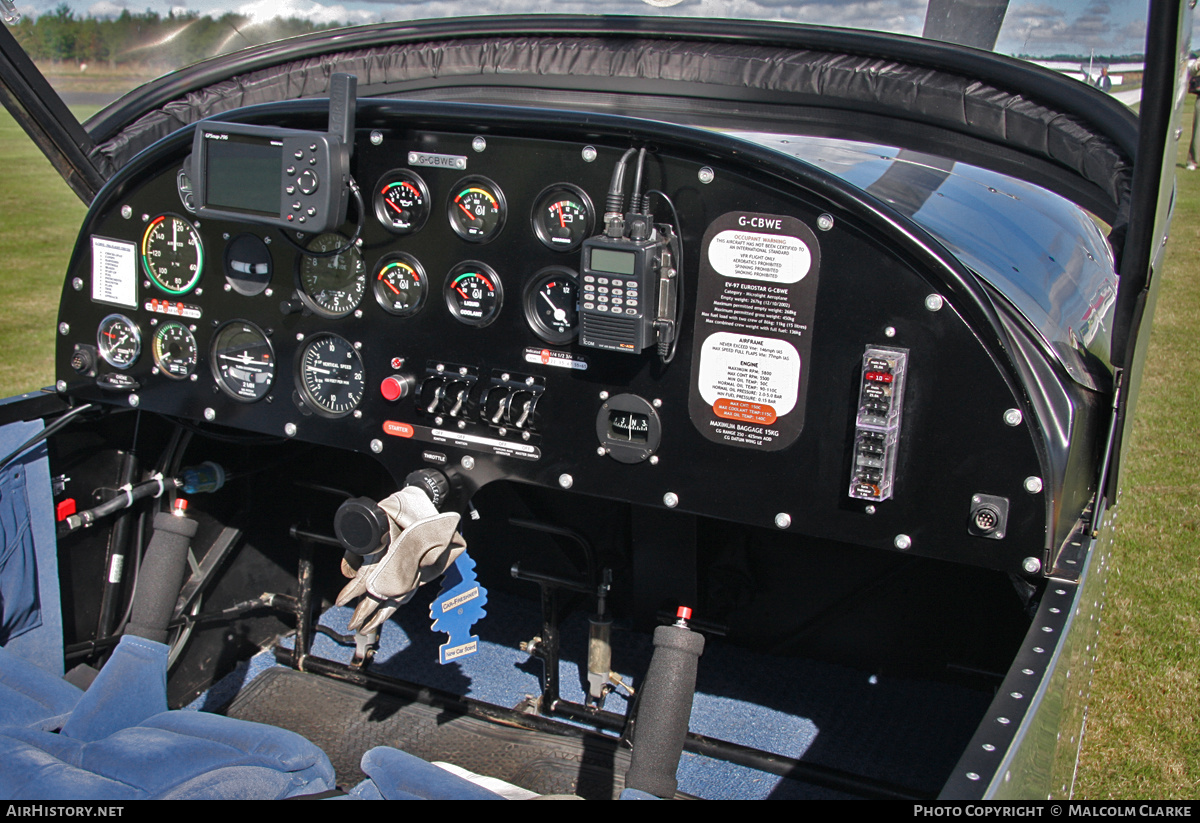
xmin=524 ymin=266 xmax=579 ymax=344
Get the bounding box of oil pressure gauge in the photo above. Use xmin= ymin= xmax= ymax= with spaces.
xmin=97 ymin=314 xmax=141 ymax=369
xmin=374 ymin=170 xmax=430 ymax=235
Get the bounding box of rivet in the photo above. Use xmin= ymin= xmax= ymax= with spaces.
xmin=461 ymin=456 xmax=475 ymax=470
xmin=967 ymin=772 xmax=981 ymax=781
xmin=816 ymin=213 xmax=834 ymax=231
xmin=698 ymin=166 xmax=715 ymax=184
xmin=596 ymin=447 xmax=607 ymax=456
xmin=472 ymin=136 xmax=487 ymax=153
xmin=894 ymin=534 xmax=912 ymax=550
xmin=121 ymin=205 xmax=133 ymax=219
xmin=1004 ymin=408 xmax=1023 ymax=426
xmin=925 ymin=294 xmax=944 ymax=311
xmin=353 ymin=410 xmax=362 ymax=419
xmin=652 ymin=398 xmax=662 ymax=408
xmin=369 ymin=130 xmax=383 ymax=146
xmin=775 ymin=512 xmax=792 ymax=529
xmin=55 ymin=380 xmax=67 ymax=392
xmin=663 ymin=492 xmax=679 ymax=508
xmin=71 ymin=277 xmax=83 ymax=291
xmin=296 ymin=333 xmax=305 ymax=341
xmin=58 ymin=322 xmax=70 ymax=335
xmin=265 ymin=288 xmax=273 ymax=297
xmin=1025 ymin=476 xmax=1043 ymax=493
xmin=649 ymin=455 xmax=659 ymax=465
xmin=204 ymin=408 xmax=216 ymax=421
xmin=599 ymin=390 xmax=610 ymax=400
xmin=558 ymin=474 xmax=574 ymax=489
xmin=865 ymin=505 xmax=876 ymax=515
xmin=370 ymin=439 xmax=383 ymax=453
xmin=884 ymin=326 xmax=896 ymax=338
xmin=582 ymin=146 xmax=598 ymax=162
xmin=1023 ymin=556 xmax=1042 ymax=574
xmin=284 ymin=423 xmax=296 ymax=437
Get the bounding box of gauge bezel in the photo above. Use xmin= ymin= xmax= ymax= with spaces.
xmin=151 ymin=321 xmax=198 ymax=380
xmin=295 ymin=333 xmax=365 ymax=418
xmin=373 ymin=252 xmax=428 ymax=317
xmin=141 ymin=213 xmax=204 ymax=295
xmin=210 ymin=320 xmax=276 ymax=403
xmin=523 ymin=266 xmax=580 ymax=344
xmin=97 ymin=314 xmax=141 ymax=370
xmin=446 ymin=175 xmax=506 ymax=244
xmin=373 ymin=169 xmax=431 ymax=235
xmin=530 ymin=184 xmax=595 ymax=253
xmin=296 ymin=233 xmax=366 ymax=318
xmin=444 ymin=261 xmax=504 ymax=328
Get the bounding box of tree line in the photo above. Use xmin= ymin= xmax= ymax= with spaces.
xmin=13 ymin=5 xmax=340 ymax=69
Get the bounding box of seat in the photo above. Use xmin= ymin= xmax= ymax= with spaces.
xmin=0 ymin=644 xmax=82 ymax=730
xmin=0 ymin=635 xmax=335 ymax=800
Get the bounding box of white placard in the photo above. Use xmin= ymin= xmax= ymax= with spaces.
xmin=697 ymin=332 xmax=801 ymax=416
xmin=91 ymin=237 xmax=137 ymax=307
xmin=707 ymin=229 xmax=811 ymax=284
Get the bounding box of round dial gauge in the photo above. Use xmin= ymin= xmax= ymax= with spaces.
xmin=531 ymin=185 xmax=595 ymax=252
xmin=524 ymin=266 xmax=579 ymax=344
xmin=298 ymin=233 xmax=365 ymax=317
xmin=444 ymin=262 xmax=503 ymax=327
xmin=141 ymin=214 xmax=204 ymax=295
xmin=447 ymin=177 xmax=506 ymax=243
xmin=297 ymin=334 xmax=365 ymax=417
xmin=373 ymin=253 xmax=427 ymax=317
xmin=211 ymin=321 xmax=275 ymax=402
xmin=97 ymin=314 xmax=141 ymax=369
xmin=152 ymin=322 xmax=198 ymax=379
xmin=374 ymin=170 xmax=430 ymax=235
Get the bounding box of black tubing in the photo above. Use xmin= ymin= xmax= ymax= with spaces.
xmin=625 ymin=622 xmax=705 ymax=798
xmin=125 ymin=511 xmax=197 ymax=643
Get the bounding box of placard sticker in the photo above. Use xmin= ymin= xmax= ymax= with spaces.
xmin=688 ymin=212 xmax=820 ymax=451
xmin=91 ymin=237 xmax=137 ymax=308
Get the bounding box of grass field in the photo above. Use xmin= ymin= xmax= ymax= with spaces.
xmin=0 ymin=94 xmax=1195 ymax=798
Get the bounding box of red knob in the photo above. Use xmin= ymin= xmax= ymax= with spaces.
xmin=381 ymin=375 xmax=408 ymax=402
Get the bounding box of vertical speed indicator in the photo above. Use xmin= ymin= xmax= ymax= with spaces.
xmin=297 ymin=334 xmax=364 ymax=417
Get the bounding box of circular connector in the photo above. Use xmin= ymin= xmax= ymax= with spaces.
xmin=973 ymin=505 xmax=1001 ymax=534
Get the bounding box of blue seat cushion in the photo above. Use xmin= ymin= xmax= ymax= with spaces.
xmin=0 ymin=644 xmax=82 ymax=730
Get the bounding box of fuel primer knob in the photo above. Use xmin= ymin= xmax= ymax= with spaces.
xmin=334 ymin=496 xmax=391 ymax=556
xmin=404 ymin=468 xmax=450 ymax=511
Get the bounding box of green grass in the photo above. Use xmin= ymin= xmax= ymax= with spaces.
xmin=0 ymin=92 xmax=1196 ymax=799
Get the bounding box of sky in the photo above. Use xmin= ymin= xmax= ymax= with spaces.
xmin=7 ymin=0 xmax=1171 ymax=58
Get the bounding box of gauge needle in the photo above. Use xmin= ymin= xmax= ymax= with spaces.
xmin=308 ymin=365 xmax=331 ymax=375
xmin=384 ymin=198 xmax=405 ymax=215
xmin=457 ymin=201 xmax=476 ymax=220
xmin=380 ymin=277 xmax=401 ymax=295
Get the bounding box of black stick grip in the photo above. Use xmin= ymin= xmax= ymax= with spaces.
xmin=126 ymin=511 xmax=197 ymax=643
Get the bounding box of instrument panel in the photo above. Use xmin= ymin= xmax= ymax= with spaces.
xmin=55 ymin=102 xmax=1053 ymax=574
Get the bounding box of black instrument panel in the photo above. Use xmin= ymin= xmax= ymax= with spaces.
xmin=56 ymin=102 xmax=1050 ymax=574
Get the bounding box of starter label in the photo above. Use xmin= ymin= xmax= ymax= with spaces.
xmin=688 ymin=212 xmax=819 ymax=451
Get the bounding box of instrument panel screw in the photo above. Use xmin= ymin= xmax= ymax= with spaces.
xmin=141 ymin=214 xmax=149 ymax=222
xmin=1022 ymin=556 xmax=1042 ymax=575
xmin=597 ymin=447 xmax=607 ymax=456
xmin=884 ymin=326 xmax=896 ymax=338
xmin=893 ymin=534 xmax=912 ymax=550
xmin=649 ymin=455 xmax=659 ymax=465
xmin=458 ymin=420 xmax=467 ymax=430
xmin=652 ymin=398 xmax=662 ymax=408
xmin=461 ymin=367 xmax=470 ymax=376
xmin=58 ymin=323 xmax=70 ymax=335
xmin=924 ymin=294 xmax=944 ymax=312
xmin=522 ymin=431 xmax=531 ymax=441
xmin=354 ymin=341 xmax=363 ymax=350
xmin=127 ymin=394 xmax=139 ymax=407
xmin=369 ymin=130 xmax=383 ymax=146
xmin=265 ymin=288 xmax=273 ymax=297
xmin=582 ymin=146 xmax=598 ymax=162
xmin=865 ymin=505 xmax=876 ymax=515
xmin=284 ymin=423 xmax=297 ymax=437
xmin=121 ymin=205 xmax=132 ymax=219
xmin=526 ymin=376 xmax=535 ymax=386
xmin=663 ymin=492 xmax=679 ymax=508
xmin=370 ymin=439 xmax=383 ymax=454
xmin=354 ymin=309 xmax=363 ymax=318
xmin=697 ymin=166 xmax=715 ymax=184
xmin=436 ymin=363 xmax=445 ymax=372
xmin=774 ymin=512 xmax=792 ymax=529
xmin=224 ymin=283 xmax=232 ymax=292
xmin=55 ymin=380 xmax=67 ymax=393
xmin=472 ymin=136 xmax=487 ymax=153
xmin=71 ymin=277 xmax=83 ymax=291
xmin=500 ymin=372 xmax=510 ymax=381
xmin=816 ymin=213 xmax=835 ymax=231
xmin=558 ymin=474 xmax=574 ymax=489
xmin=1024 ymin=476 xmax=1044 ymax=494
xmin=296 ymin=333 xmax=305 ymax=341
xmin=353 ymin=410 xmax=362 ymax=419
xmin=599 ymin=390 xmax=610 ymax=400
xmin=1004 ymin=408 xmax=1023 ymax=426
xmin=204 ymin=407 xmax=216 ymax=421
xmin=461 ymin=456 xmax=475 ymax=471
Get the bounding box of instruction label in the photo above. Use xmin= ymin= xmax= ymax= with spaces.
xmin=91 ymin=237 xmax=137 ymax=308
xmin=688 ymin=212 xmax=819 ymax=451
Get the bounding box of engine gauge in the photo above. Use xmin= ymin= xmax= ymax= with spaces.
xmin=373 ymin=253 xmax=427 ymax=317
xmin=297 ymin=233 xmax=365 ymax=318
xmin=444 ymin=262 xmax=503 ymax=327
xmin=524 ymin=266 xmax=579 ymax=344
xmin=297 ymin=334 xmax=365 ymax=417
xmin=374 ymin=170 xmax=430 ymax=235
xmin=531 ymin=185 xmax=594 ymax=252
xmin=141 ymin=214 xmax=204 ymax=295
xmin=211 ymin=321 xmax=275 ymax=402
xmin=152 ymin=321 xmax=198 ymax=379
xmin=97 ymin=314 xmax=141 ymax=369
xmin=447 ymin=177 xmax=506 ymax=243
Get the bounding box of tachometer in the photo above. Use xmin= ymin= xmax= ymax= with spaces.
xmin=297 ymin=233 xmax=365 ymax=317
xmin=447 ymin=177 xmax=505 ymax=243
xmin=97 ymin=314 xmax=141 ymax=369
xmin=374 ymin=170 xmax=430 ymax=235
xmin=444 ymin=262 xmax=503 ymax=327
xmin=152 ymin=321 xmax=198 ymax=379
xmin=211 ymin=321 xmax=275 ymax=402
xmin=297 ymin=334 xmax=365 ymax=417
xmin=141 ymin=214 xmax=203 ymax=295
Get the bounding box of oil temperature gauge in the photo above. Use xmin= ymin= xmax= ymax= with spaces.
xmin=97 ymin=314 xmax=141 ymax=369
xmin=531 ymin=185 xmax=594 ymax=252
xmin=373 ymin=253 xmax=427 ymax=317
xmin=152 ymin=321 xmax=198 ymax=379
xmin=297 ymin=334 xmax=364 ymax=417
xmin=524 ymin=266 xmax=579 ymax=344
